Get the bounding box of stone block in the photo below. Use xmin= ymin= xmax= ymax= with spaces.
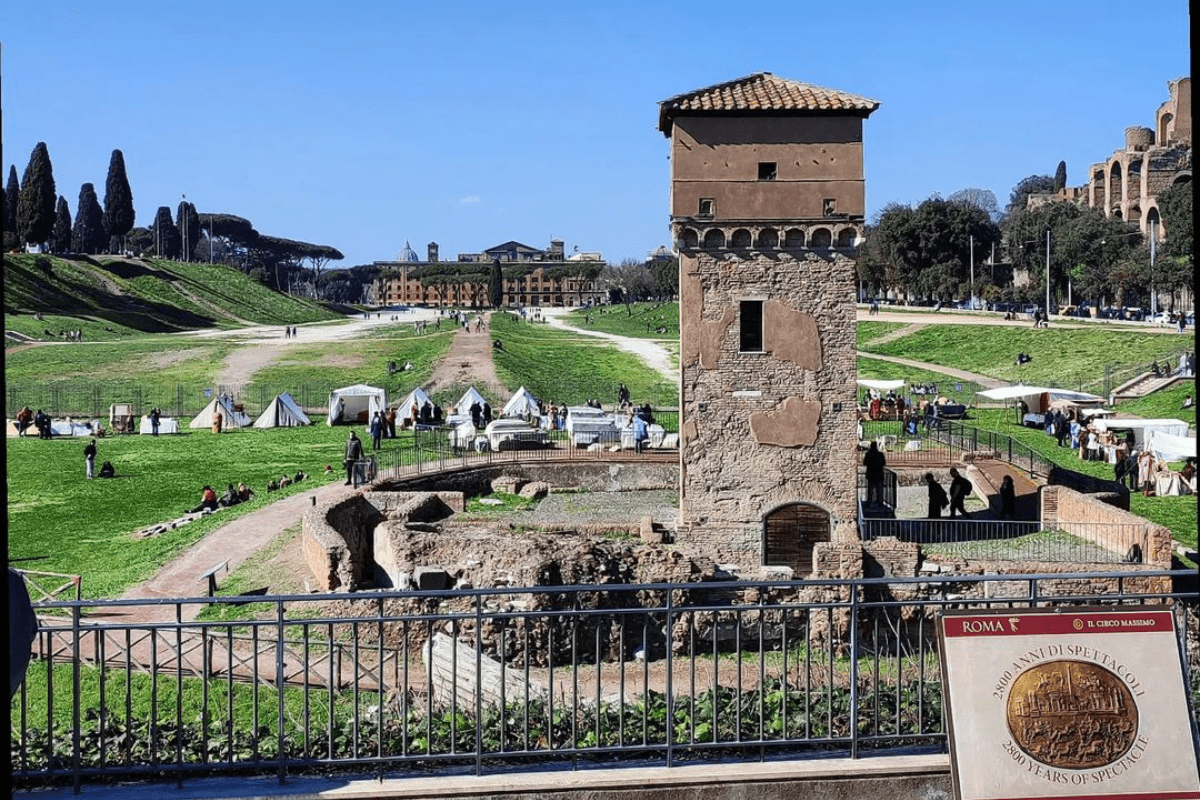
xmin=414 ymin=566 xmax=452 ymax=591
xmin=518 ymin=481 xmax=549 ymax=500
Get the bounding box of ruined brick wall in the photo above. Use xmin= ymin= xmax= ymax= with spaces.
xmin=302 ymin=490 xmax=465 ymax=591
xmin=1041 ymin=485 xmax=1173 ymax=567
xmin=376 ymin=461 xmax=678 ymax=495
xmin=677 ymin=248 xmax=859 ymax=567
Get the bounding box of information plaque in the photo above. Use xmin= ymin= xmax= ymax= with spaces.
xmin=939 ymin=606 xmax=1200 ymax=800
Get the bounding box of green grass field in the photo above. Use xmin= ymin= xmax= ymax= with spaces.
xmin=491 ymin=311 xmax=677 ymax=407
xmin=563 ymin=301 xmax=678 ymax=339
xmin=859 ymin=323 xmax=1190 ymax=392
xmin=5 ymin=422 xmax=421 ymax=598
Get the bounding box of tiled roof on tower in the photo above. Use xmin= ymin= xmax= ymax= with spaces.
xmin=658 ymin=72 xmax=880 ymax=135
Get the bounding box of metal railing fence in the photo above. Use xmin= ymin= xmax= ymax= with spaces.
xmin=11 ymin=573 xmax=1195 ymax=792
xmin=5 ymin=382 xmax=681 ymax=428
xmin=369 ymin=414 xmax=682 ymax=481
xmin=861 ymin=419 xmax=1057 ymax=477
xmin=858 ymin=519 xmax=1145 ymax=564
xmin=857 ymin=467 xmax=897 ymax=511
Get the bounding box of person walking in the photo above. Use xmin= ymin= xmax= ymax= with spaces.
xmin=150 ymin=407 xmax=161 ymax=437
xmin=631 ymin=412 xmax=649 ymax=454
xmin=863 ymin=441 xmax=886 ymax=507
xmin=999 ymin=475 xmax=1016 ymax=520
xmin=948 ymin=467 xmax=972 ymax=519
xmin=385 ymin=406 xmax=397 ymax=439
xmin=343 ymin=431 xmax=364 ymax=486
xmin=925 ymin=473 xmax=949 ymax=519
xmin=369 ymin=412 xmax=383 ymax=451
xmin=83 ymin=438 xmax=97 ymax=479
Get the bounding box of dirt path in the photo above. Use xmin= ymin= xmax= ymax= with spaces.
xmin=855 ymin=352 xmax=1005 ymax=389
xmin=175 ymin=310 xmax=443 ymax=388
xmin=539 ymin=308 xmax=675 ymax=381
xmin=426 ymin=312 xmax=501 ymax=393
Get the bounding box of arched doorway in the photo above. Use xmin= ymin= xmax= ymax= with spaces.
xmin=762 ymin=502 xmax=832 ymax=575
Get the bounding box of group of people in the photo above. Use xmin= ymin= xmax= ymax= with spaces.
xmin=14 ymin=406 xmax=52 ymax=439
xmin=282 ymin=325 xmax=298 ymax=339
xmin=185 ymin=481 xmax=256 ymax=515
xmin=924 ymin=468 xmax=976 ymax=519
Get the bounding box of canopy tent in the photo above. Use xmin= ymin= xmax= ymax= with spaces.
xmin=977 ymin=385 xmax=1104 ymax=413
xmin=1144 ymin=430 xmax=1196 ymax=463
xmin=397 ymin=387 xmax=433 ymax=420
xmin=1092 ymin=418 xmax=1191 ymax=451
xmin=138 ymin=416 xmax=181 ymax=434
xmin=501 ymin=386 xmax=540 ymax=418
xmin=327 ymin=384 xmax=386 ymax=426
xmin=453 ymin=386 xmax=489 ymax=418
xmin=253 ymin=392 xmax=312 ymax=428
xmin=856 ymin=379 xmax=906 ymax=391
xmin=190 ymin=395 xmax=252 ymax=430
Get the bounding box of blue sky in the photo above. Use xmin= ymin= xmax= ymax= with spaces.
xmin=2 ymin=1 xmax=1190 ymax=268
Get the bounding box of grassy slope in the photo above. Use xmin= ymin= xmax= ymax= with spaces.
xmin=563 ymin=301 xmax=679 ymax=339
xmin=4 ymin=253 xmax=341 ymax=343
xmin=491 ymin=311 xmax=677 ymax=407
xmin=860 ymin=324 xmax=1190 ymax=392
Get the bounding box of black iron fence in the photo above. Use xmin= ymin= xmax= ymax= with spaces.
xmin=860 ymin=419 xmax=1056 ymax=477
xmin=11 ymin=573 xmax=1195 ymax=792
xmin=858 ymin=518 xmax=1146 ymax=564
xmin=368 ymin=412 xmax=682 ymax=479
xmin=857 ymin=467 xmax=897 ymax=511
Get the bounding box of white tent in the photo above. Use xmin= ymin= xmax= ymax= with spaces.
xmin=977 ymin=385 xmax=1104 ymax=404
xmin=190 ymin=395 xmax=252 ymax=429
xmin=1092 ymin=418 xmax=1191 ymax=450
xmin=1144 ymin=430 xmax=1196 ymax=463
xmin=397 ymin=386 xmax=433 ymax=420
xmin=253 ymin=392 xmax=312 ymax=428
xmin=138 ymin=416 xmax=180 ymax=434
xmin=502 ymin=386 xmax=540 ymax=418
xmin=454 ymin=386 xmax=489 ymax=417
xmin=327 ymin=384 xmax=386 ymax=426
xmin=856 ymin=379 xmax=906 ymax=391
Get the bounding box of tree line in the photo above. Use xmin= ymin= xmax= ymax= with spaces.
xmin=857 ymin=171 xmax=1193 ymax=313
xmin=2 ymin=142 xmax=348 ymax=299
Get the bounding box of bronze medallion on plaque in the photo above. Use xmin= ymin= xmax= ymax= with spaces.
xmin=1006 ymin=659 xmax=1139 ymax=770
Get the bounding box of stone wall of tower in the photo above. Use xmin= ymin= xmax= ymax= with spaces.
xmin=675 ymin=246 xmax=860 ymax=567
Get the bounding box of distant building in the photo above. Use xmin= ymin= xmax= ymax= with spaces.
xmin=371 ymin=238 xmax=606 ymax=308
xmin=1029 ymin=77 xmax=1191 ymax=240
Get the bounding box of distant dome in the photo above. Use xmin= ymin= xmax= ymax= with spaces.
xmin=651 ymin=244 xmax=674 ymax=259
xmin=397 ymin=240 xmax=419 ymax=262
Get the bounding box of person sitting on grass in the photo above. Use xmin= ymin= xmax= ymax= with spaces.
xmin=187 ymin=485 xmax=219 ymax=514
xmin=237 ymin=482 xmax=254 ymax=502
xmin=218 ymin=483 xmax=241 ymax=508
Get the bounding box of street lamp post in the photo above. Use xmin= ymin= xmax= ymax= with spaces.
xmin=969 ymin=234 xmax=975 ymax=310
xmin=1044 ymin=230 xmax=1051 ymax=319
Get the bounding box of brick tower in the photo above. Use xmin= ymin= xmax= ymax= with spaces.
xmin=658 ymin=73 xmax=879 ymax=574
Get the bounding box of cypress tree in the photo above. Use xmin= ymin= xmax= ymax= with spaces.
xmin=176 ymin=200 xmax=201 ymax=262
xmin=102 ymin=149 xmax=135 ymax=253
xmin=72 ymin=183 xmax=107 ymax=255
xmin=51 ymin=196 xmax=72 ymax=253
xmin=490 ymin=258 xmax=504 ymax=308
xmin=152 ymin=205 xmax=181 ymax=259
xmin=1053 ymin=161 xmax=1067 ymax=193
xmin=17 ymin=142 xmax=57 ymax=250
xmin=3 ymin=165 xmax=19 ymax=252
